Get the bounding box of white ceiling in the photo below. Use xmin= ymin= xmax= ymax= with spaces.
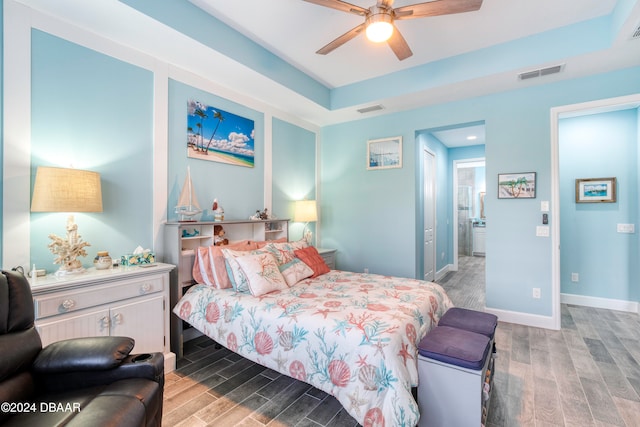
xmin=191 ymin=0 xmax=619 ymax=88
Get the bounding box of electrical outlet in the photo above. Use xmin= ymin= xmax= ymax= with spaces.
xmin=532 ymin=288 xmax=541 ymax=299
xmin=364 ymin=268 xmax=369 ymax=274
xmin=571 ymin=273 xmax=579 ymax=282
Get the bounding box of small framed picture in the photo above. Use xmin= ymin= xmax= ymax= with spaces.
xmin=498 ymin=172 xmax=536 ymax=199
xmin=575 ymin=177 xmax=617 ymax=203
xmin=367 ymin=136 xmax=402 ymax=170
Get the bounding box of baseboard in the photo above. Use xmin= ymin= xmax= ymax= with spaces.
xmin=561 ymin=293 xmax=639 ymax=313
xmin=484 ymin=307 xmax=558 ymax=330
xmin=434 ymin=264 xmax=452 ymax=282
xmin=164 ymin=351 xmax=176 ymax=373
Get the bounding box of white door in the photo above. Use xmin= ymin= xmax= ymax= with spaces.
xmin=110 ymin=295 xmax=165 ymax=354
xmin=424 ymin=149 xmax=436 ymax=282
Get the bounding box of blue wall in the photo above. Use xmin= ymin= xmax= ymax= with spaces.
xmin=321 ymin=67 xmax=640 ymax=316
xmin=4 ymin=2 xmax=640 ymax=321
xmin=559 ymin=109 xmax=639 ymax=301
xmin=30 ymin=30 xmax=154 ymax=268
xmin=167 ymin=80 xmax=265 ymax=222
xmin=272 ymin=118 xmax=316 ymax=242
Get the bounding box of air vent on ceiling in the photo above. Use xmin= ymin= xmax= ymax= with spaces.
xmin=518 ymin=64 xmax=564 ymax=81
xmin=357 ymin=105 xmax=384 ymax=114
xmin=632 ymin=23 xmax=640 ymax=39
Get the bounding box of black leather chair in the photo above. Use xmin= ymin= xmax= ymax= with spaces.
xmin=0 ymin=270 xmax=164 ymax=426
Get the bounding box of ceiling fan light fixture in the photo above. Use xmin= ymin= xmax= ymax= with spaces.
xmin=366 ymin=12 xmax=393 ymax=43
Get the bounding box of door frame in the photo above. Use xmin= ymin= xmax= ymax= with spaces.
xmin=423 ymin=148 xmax=437 ymax=281
xmin=550 ymin=92 xmax=640 ymax=330
xmin=452 ymin=158 xmax=485 ymax=271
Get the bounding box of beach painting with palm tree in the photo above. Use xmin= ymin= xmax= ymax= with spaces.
xmin=498 ymin=172 xmax=536 ymax=199
xmin=187 ymin=100 xmax=255 ymax=167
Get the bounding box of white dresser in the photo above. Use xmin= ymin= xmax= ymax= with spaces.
xmin=30 ymin=263 xmax=175 ymax=373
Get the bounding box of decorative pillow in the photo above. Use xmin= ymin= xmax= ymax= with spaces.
xmin=262 ymin=240 xmax=309 ymax=265
xmin=234 ymin=253 xmax=289 ymax=297
xmin=279 ymin=258 xmax=314 ymax=286
xmin=294 ymin=246 xmax=330 ymax=278
xmin=253 ymin=237 xmax=287 ymax=249
xmin=193 ymin=241 xmax=256 ymax=289
xmin=221 ymin=247 xmax=269 ymax=293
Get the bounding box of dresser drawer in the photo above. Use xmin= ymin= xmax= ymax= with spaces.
xmin=318 ymin=248 xmax=336 ymax=270
xmin=34 ymin=276 xmax=164 ymax=320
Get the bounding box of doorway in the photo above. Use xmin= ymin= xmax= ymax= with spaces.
xmin=550 ymin=93 xmax=640 ymax=330
xmin=453 ymin=159 xmax=486 ymax=270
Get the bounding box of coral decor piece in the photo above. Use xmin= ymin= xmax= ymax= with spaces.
xmin=47 ymin=215 xmax=91 ymax=275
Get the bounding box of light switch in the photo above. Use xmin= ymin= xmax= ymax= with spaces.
xmin=617 ymin=224 xmax=635 ymax=234
xmin=536 ymin=226 xmax=550 ymax=237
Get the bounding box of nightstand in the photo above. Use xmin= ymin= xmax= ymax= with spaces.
xmin=317 ymin=248 xmax=337 ymax=269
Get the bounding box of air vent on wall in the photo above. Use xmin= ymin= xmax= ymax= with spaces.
xmin=518 ymin=64 xmax=564 ymax=81
xmin=357 ymin=105 xmax=384 ymax=114
xmin=632 ymin=23 xmax=640 ymax=39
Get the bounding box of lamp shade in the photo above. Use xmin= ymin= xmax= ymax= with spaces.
xmin=31 ymin=166 xmax=103 ymax=213
xmin=294 ymin=200 xmax=317 ymax=223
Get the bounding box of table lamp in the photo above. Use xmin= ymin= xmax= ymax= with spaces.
xmin=31 ymin=166 xmax=103 ymax=275
xmin=294 ymin=199 xmax=317 ymax=244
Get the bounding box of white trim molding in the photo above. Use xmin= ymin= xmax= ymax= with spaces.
xmin=485 ymin=307 xmax=558 ymax=330
xmin=561 ymin=293 xmax=639 ymax=314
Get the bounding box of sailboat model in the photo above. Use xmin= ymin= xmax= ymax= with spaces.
xmin=175 ymin=166 xmax=202 ymax=221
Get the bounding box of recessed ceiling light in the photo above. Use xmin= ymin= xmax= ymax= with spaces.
xmin=467 ymin=135 xmax=477 ymax=140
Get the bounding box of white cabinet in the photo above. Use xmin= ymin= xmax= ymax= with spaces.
xmin=472 ymin=225 xmax=486 ymax=256
xmin=31 ymin=264 xmax=175 ymax=372
xmin=164 ymin=219 xmax=289 ymax=358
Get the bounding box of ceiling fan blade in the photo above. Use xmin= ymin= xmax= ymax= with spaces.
xmin=394 ymin=0 xmax=483 ymax=19
xmin=377 ymin=0 xmax=395 ymax=8
xmin=387 ymin=25 xmax=413 ymax=60
xmin=316 ymin=23 xmax=366 ymax=55
xmin=303 ymin=0 xmax=368 ymax=16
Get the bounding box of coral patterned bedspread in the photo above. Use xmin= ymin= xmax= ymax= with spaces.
xmin=174 ymin=270 xmax=453 ymax=427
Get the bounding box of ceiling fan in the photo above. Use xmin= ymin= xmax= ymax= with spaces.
xmin=303 ymin=0 xmax=483 ymax=60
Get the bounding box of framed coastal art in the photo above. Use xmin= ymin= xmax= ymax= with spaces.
xmin=187 ymin=100 xmax=255 ymax=168
xmin=367 ymin=136 xmax=402 ymax=170
xmin=498 ymin=172 xmax=536 ymax=199
xmin=575 ymin=177 xmax=617 ymax=203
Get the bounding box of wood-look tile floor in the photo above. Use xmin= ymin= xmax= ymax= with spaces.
xmin=163 ymin=257 xmax=640 ymax=426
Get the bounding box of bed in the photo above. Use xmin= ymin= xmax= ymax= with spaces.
xmin=173 ymin=241 xmax=453 ymax=426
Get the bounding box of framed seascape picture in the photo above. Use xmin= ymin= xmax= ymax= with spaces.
xmin=575 ymin=177 xmax=617 ymax=203
xmin=367 ymin=136 xmax=402 ymax=170
xmin=498 ymin=172 xmax=536 ymax=199
xmin=187 ymin=99 xmax=255 ymax=168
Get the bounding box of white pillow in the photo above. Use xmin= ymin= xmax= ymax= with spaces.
xmin=234 ymin=252 xmax=289 ymax=296
xmin=279 ymin=258 xmax=314 ymax=286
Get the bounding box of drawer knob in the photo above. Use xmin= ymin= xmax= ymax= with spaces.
xmin=99 ymin=316 xmax=110 ymax=330
xmin=113 ymin=313 xmax=123 ymax=324
xmin=61 ymin=299 xmax=76 ymax=310
xmin=141 ymin=283 xmax=151 ymax=293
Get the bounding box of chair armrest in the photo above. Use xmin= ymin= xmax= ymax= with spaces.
xmin=33 ymin=336 xmax=134 ymax=374
xmin=35 ymin=352 xmax=164 ymax=393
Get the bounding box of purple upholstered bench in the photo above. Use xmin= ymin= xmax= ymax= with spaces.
xmin=437 ymin=307 xmax=498 ymax=339
xmin=417 ymin=326 xmax=490 ymax=370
